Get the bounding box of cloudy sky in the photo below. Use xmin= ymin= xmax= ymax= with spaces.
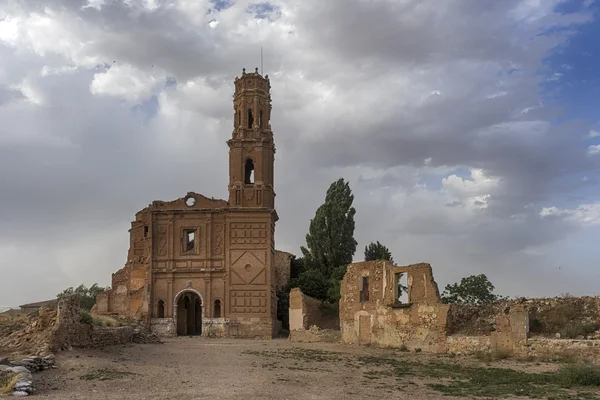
xmin=0 ymin=0 xmax=599 ymax=308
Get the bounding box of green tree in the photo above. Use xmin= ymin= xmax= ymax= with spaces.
xmin=326 ymin=265 xmax=348 ymax=303
xmin=57 ymin=283 xmax=107 ymax=311
xmin=293 ymin=270 xmax=330 ymax=301
xmin=300 ymin=178 xmax=358 ymax=278
xmin=441 ymin=274 xmax=504 ymax=305
xmin=364 ymin=241 xmax=394 ymax=264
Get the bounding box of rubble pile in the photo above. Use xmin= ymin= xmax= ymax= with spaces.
xmin=0 ymin=307 xmax=57 ymax=359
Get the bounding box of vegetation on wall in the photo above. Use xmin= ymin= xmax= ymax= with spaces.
xmin=57 ymin=283 xmax=108 ymax=311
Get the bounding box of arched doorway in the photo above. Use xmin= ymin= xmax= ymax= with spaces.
xmin=175 ymin=291 xmax=202 ymax=336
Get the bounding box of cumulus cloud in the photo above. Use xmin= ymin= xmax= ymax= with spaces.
xmin=0 ymin=0 xmax=599 ymax=306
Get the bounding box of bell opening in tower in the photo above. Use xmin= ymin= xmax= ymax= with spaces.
xmin=248 ymin=109 xmax=253 ymax=129
xmin=245 ymin=158 xmax=255 ymax=184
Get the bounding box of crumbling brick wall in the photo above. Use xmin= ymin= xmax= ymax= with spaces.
xmin=91 ymin=214 xmax=151 ymax=321
xmin=273 ymin=250 xmax=294 ymax=291
xmin=339 ymin=261 xmax=450 ymax=352
xmin=289 ymin=288 xmax=339 ymax=331
xmin=490 ymin=304 xmax=529 ymax=354
xmin=50 ymin=296 xmax=137 ymax=351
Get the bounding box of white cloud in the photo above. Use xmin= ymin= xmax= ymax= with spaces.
xmin=90 ymin=63 xmax=165 ymax=102
xmin=588 ymin=144 xmax=600 ymax=155
xmin=540 ymin=203 xmax=600 ymax=226
xmin=588 ymin=129 xmax=600 ymax=138
xmin=441 ymin=169 xmax=500 ymax=210
xmin=0 ymin=0 xmax=598 ymax=306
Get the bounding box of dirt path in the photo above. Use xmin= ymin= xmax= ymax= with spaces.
xmin=32 ymin=337 xmax=595 ymax=400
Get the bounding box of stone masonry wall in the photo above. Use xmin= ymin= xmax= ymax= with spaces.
xmin=273 ymin=250 xmax=294 ymax=292
xmin=290 ymin=326 xmax=341 ymax=343
xmin=340 ymin=261 xmax=450 ymax=352
xmin=289 ymin=288 xmax=339 ymax=332
xmin=50 ymin=296 xmax=139 ymax=352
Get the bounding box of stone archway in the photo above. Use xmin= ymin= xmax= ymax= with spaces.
xmin=174 ymin=290 xmax=203 ymax=336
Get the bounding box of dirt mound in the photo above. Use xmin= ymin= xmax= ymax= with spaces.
xmin=0 ymin=307 xmax=57 ymax=359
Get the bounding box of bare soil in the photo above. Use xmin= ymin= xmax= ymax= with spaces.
xmin=32 ymin=337 xmax=596 ymax=400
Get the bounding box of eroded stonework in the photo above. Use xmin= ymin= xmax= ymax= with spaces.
xmin=340 ymin=261 xmax=451 ymax=352
xmin=93 ymin=68 xmax=279 ymax=339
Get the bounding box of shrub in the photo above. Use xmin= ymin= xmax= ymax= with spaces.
xmin=80 ymin=310 xmax=93 ymax=324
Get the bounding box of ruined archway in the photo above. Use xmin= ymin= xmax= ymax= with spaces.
xmin=174 ymin=289 xmax=203 ymax=336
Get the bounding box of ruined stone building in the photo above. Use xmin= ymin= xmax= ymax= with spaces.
xmin=93 ymin=68 xmax=289 ymax=338
xmin=339 ymin=261 xmax=451 ymax=352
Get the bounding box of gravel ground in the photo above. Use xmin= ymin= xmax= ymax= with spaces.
xmin=33 ymin=337 xmax=559 ymax=400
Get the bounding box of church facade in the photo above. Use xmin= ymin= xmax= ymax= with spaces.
xmin=92 ymin=68 xmax=285 ymax=338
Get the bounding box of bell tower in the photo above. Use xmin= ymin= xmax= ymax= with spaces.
xmin=227 ymin=67 xmax=275 ymax=209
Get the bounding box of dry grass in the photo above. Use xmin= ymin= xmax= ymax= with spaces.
xmin=80 ymin=311 xmax=122 ymax=327
xmin=0 ymin=373 xmax=19 ymax=395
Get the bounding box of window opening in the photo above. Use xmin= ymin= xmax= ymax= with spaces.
xmin=214 ymin=300 xmax=221 ymax=318
xmin=248 ymin=109 xmax=253 ymax=128
xmin=245 ymin=159 xmax=255 ymax=184
xmin=184 ymin=230 xmax=195 ymax=252
xmin=259 ymin=110 xmax=263 ymax=128
xmin=157 ymin=300 xmax=165 ymax=318
xmin=359 ymin=276 xmax=369 ymax=302
xmin=144 ymin=225 xmax=148 ymax=238
xmin=396 ymin=273 xmax=409 ymax=303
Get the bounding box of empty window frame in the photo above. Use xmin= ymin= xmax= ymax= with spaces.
xmin=359 ymin=276 xmax=370 ymax=302
xmin=184 ymin=229 xmax=196 ymax=252
xmin=245 ymin=158 xmax=255 ymax=184
xmin=396 ymin=272 xmax=409 ymax=303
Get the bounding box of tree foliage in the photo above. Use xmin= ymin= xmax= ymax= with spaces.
xmin=293 ymin=269 xmax=330 ymax=301
xmin=364 ymin=241 xmax=394 ymax=264
xmin=300 ymin=178 xmax=358 ymax=278
xmin=441 ymin=274 xmax=504 ymax=305
xmin=57 ymin=283 xmax=107 ymax=311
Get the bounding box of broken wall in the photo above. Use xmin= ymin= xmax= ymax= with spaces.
xmin=289 ymin=288 xmax=339 ymax=331
xmin=50 ymin=296 xmax=142 ymax=352
xmin=289 ymin=288 xmax=340 ymax=342
xmin=339 ymin=261 xmax=450 ymax=352
xmin=273 ymin=250 xmax=294 ymax=291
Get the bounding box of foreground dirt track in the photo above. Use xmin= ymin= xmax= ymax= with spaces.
xmin=33 ymin=337 xmax=591 ymax=400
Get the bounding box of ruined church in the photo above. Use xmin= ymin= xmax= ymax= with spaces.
xmin=93 ymin=68 xmax=292 ymax=338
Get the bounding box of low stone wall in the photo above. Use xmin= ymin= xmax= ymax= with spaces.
xmin=289 ymin=288 xmax=339 ymax=331
xmin=50 ymin=296 xmax=157 ymax=352
xmin=150 ymin=318 xmax=176 ymax=337
xmin=90 ymin=326 xmax=135 ymax=347
xmin=527 ymin=338 xmax=600 ymax=361
xmin=446 ymin=335 xmax=491 ymax=354
xmin=290 ymin=326 xmax=341 ymax=343
xmin=449 ymin=297 xmax=600 ymax=338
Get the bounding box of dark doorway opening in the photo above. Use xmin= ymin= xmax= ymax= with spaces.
xmin=176 ymin=291 xmax=202 ymax=336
